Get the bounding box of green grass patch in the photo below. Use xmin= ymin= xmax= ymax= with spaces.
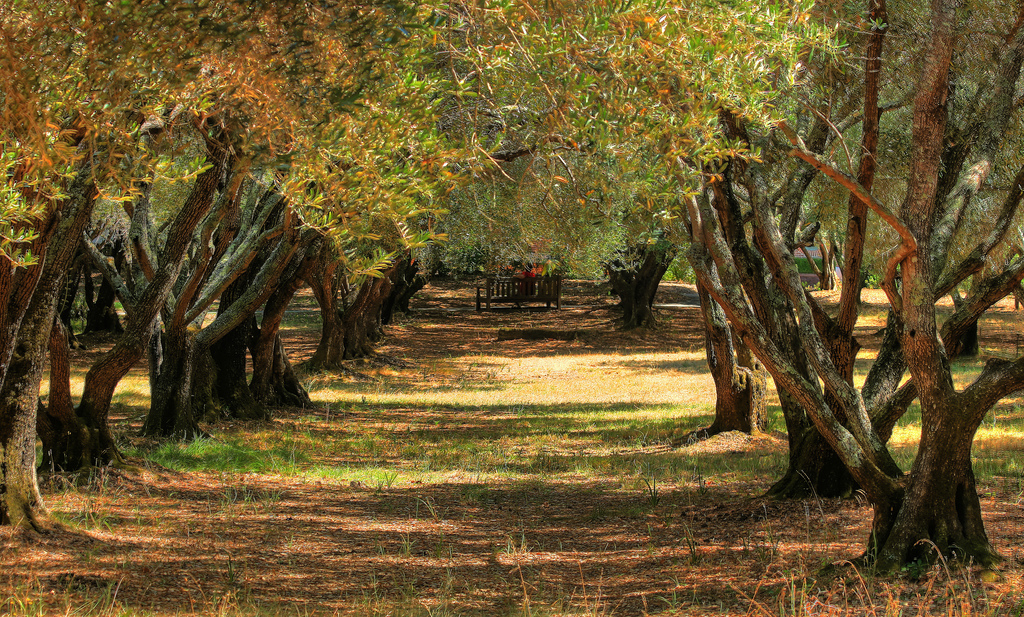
xmin=140 ymin=436 xmax=309 ymax=473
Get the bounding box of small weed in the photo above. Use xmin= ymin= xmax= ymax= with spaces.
xmin=374 ymin=470 xmax=399 ymax=492
xmin=502 ymin=532 xmax=531 ymax=559
xmin=432 ymin=534 xmax=453 ymax=560
xmin=658 ymin=577 xmax=684 ymax=612
xmin=680 ymin=522 xmax=701 ymax=565
xmin=400 ymin=534 xmax=416 ymax=557
xmin=642 ymin=471 xmax=659 ymax=508
xmin=416 ymin=496 xmax=440 ymax=520
xmin=692 ymin=462 xmax=709 ymax=495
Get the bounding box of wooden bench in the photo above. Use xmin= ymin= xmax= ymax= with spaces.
xmin=476 ymin=276 xmax=562 ymax=311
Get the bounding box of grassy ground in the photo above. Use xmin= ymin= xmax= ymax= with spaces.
xmin=3 ymin=280 xmax=1024 ymax=616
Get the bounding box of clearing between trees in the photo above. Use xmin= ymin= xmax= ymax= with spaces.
xmin=2 ymin=280 xmax=1023 ymax=616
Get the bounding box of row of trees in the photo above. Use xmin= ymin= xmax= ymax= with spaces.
xmin=5 ymin=0 xmax=1024 ymax=572
xmin=426 ymin=0 xmax=1024 ymax=570
xmin=0 ymin=1 xmax=447 ymax=527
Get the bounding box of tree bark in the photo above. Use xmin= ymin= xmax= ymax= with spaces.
xmin=685 ymin=279 xmax=767 ymax=442
xmin=253 ymin=333 xmax=311 ymax=407
xmin=818 ymin=241 xmax=837 ymax=290
xmin=767 ymin=0 xmax=888 ymax=500
xmin=605 ymin=240 xmax=676 ymax=330
xmin=38 ymin=320 xmax=92 ymax=472
xmin=872 ymin=419 xmax=994 ymax=568
xmin=251 ymin=239 xmax=317 ymax=406
xmin=381 ymin=251 xmax=426 ymax=325
xmin=144 ymin=327 xmax=202 ymax=439
xmin=192 ymin=274 xmax=267 ymax=422
xmin=1 ymin=160 xmax=96 ymax=529
xmin=56 ymin=253 xmax=86 ymax=349
xmin=308 ymin=247 xmax=397 ymax=368
xmin=83 ymin=258 xmax=124 ymax=335
xmin=948 ymin=291 xmax=980 ymax=357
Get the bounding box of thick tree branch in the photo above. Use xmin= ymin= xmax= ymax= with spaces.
xmin=780 ymin=122 xmax=916 ymax=253
xmin=80 ymin=233 xmax=135 ymax=312
xmin=959 ymin=356 xmax=1024 ymax=428
xmin=940 ymin=259 xmax=1024 ymax=356
xmin=934 ymin=160 xmax=1024 ymax=298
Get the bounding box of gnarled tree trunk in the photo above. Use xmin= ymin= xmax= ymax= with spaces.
xmin=251 ymin=239 xmax=318 ymax=406
xmin=872 ymin=406 xmax=995 ymax=568
xmin=38 ymin=320 xmax=91 ymax=472
xmin=308 ymin=248 xmax=397 ymax=368
xmin=1 ymin=159 xmax=96 ymax=529
xmin=191 ymin=275 xmax=267 ymax=422
xmin=683 ymin=279 xmax=767 ymax=443
xmin=82 ymin=241 xmax=126 ymax=335
xmin=605 ymin=240 xmax=676 ymax=330
xmin=144 ymin=328 xmax=202 ymax=439
xmin=381 ymin=251 xmax=426 ymax=325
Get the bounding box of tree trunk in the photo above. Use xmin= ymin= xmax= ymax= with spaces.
xmin=340 ymin=274 xmax=394 ymax=358
xmin=872 ymin=402 xmax=995 ymax=569
xmin=381 ymin=252 xmax=426 ymax=325
xmin=0 ymin=259 xmax=65 ymax=529
xmin=308 ymin=259 xmax=397 ymax=368
xmin=56 ymin=254 xmax=86 ymax=349
xmin=0 ymin=300 xmax=52 ymax=529
xmin=955 ymin=320 xmax=980 ymax=356
xmin=818 ymin=241 xmax=837 ymax=290
xmin=1 ymin=161 xmax=96 ymax=529
xmin=685 ymin=280 xmax=767 ymax=442
xmin=766 ymin=0 xmax=889 ymax=501
xmin=309 ymin=302 xmax=345 ymax=369
xmin=768 ymin=304 xmax=867 ymax=499
xmin=83 ymin=246 xmax=125 ymax=335
xmin=948 ymin=292 xmax=980 ymax=357
xmin=0 ymin=379 xmax=47 ymax=530
xmin=192 ymin=275 xmax=267 ymax=422
xmin=253 ymin=333 xmax=311 ymax=407
xmin=143 ymin=176 xmax=304 ymax=436
xmin=869 ymin=0 xmax=1001 ymax=569
xmin=768 ymin=429 xmax=856 ymax=498
xmin=605 ymin=240 xmax=676 ymax=330
xmin=192 ymin=318 xmax=266 ymax=422
xmin=38 ymin=320 xmax=92 ymax=472
xmin=144 ymin=329 xmax=202 ymax=439
xmin=251 ymin=243 xmax=316 ymax=406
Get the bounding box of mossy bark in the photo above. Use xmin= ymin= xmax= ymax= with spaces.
xmin=0 ymin=161 xmax=96 ymax=529
xmin=689 ymin=280 xmax=767 ymax=442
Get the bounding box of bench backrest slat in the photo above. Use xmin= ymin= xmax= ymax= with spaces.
xmin=486 ymin=276 xmax=560 ymax=298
